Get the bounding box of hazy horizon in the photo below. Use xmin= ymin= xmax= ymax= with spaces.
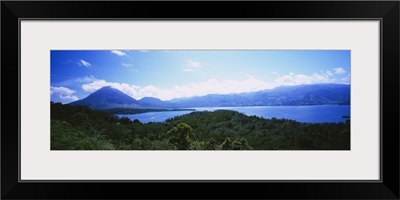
xmin=58 ymin=83 xmax=349 ymax=104
xmin=51 ymin=50 xmax=351 ymax=103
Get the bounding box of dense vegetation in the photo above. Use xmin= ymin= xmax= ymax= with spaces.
xmin=51 ymin=102 xmax=350 ymax=150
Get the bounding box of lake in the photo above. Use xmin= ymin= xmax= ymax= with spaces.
xmin=117 ymin=105 xmax=350 ymax=124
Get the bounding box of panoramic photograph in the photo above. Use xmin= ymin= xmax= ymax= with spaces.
xmin=51 ymin=50 xmax=350 ymax=150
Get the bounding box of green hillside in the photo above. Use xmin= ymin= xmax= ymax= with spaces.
xmin=51 ymin=102 xmax=350 ymax=150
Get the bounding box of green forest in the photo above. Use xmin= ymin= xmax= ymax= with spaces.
xmin=51 ymin=102 xmax=350 ymax=150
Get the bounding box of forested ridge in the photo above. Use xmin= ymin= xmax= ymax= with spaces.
xmin=51 ymin=102 xmax=350 ymax=150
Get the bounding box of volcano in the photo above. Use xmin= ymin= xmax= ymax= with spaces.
xmin=69 ymin=86 xmax=141 ymax=109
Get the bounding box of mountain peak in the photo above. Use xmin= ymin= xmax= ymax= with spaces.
xmin=97 ymin=86 xmax=117 ymax=91
xmin=100 ymin=86 xmax=113 ymax=89
xmin=69 ymin=86 xmax=140 ymax=109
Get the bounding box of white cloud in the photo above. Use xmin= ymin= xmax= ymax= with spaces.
xmin=111 ymin=50 xmax=127 ymax=56
xmin=50 ymin=86 xmax=75 ymax=95
xmin=334 ymin=67 xmax=346 ymax=74
xmin=82 ymin=76 xmax=273 ymax=101
xmin=122 ymin=62 xmax=133 ymax=68
xmin=50 ymin=86 xmax=79 ymax=101
xmin=80 ymin=60 xmax=92 ymax=67
xmin=81 ymin=70 xmax=348 ymax=101
xmin=57 ymin=75 xmax=98 ymax=86
xmin=59 ymin=95 xmax=79 ymax=101
xmin=171 ymin=75 xmax=274 ymax=98
xmin=273 ymin=72 xmax=335 ymax=86
xmin=183 ymin=59 xmax=201 ymax=72
xmin=272 ymin=71 xmax=279 ymax=76
xmin=187 ymin=60 xmax=201 ymax=68
xmin=341 ymin=74 xmax=351 ymax=84
xmin=326 ymin=70 xmax=333 ymax=76
xmin=74 ymin=75 xmax=97 ymax=83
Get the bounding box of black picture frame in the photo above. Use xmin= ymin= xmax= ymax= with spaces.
xmin=2 ymin=1 xmax=399 ymax=199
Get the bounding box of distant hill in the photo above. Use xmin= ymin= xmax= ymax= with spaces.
xmin=69 ymin=86 xmax=141 ymax=109
xmin=249 ymin=83 xmax=350 ymax=106
xmin=138 ymin=97 xmax=173 ymax=108
xmin=69 ymin=84 xmax=350 ymax=109
xmin=170 ymin=84 xmax=350 ymax=107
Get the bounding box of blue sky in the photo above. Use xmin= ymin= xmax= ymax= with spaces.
xmin=51 ymin=50 xmax=350 ymax=103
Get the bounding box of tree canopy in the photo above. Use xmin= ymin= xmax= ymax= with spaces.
xmin=51 ymin=102 xmax=350 ymax=150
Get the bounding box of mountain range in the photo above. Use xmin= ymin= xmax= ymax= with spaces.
xmin=69 ymin=84 xmax=350 ymax=109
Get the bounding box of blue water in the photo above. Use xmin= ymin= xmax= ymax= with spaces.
xmin=117 ymin=110 xmax=193 ymax=124
xmin=117 ymin=105 xmax=350 ymax=124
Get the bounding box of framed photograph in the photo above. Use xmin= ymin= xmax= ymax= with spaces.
xmin=2 ymin=1 xmax=399 ymax=199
